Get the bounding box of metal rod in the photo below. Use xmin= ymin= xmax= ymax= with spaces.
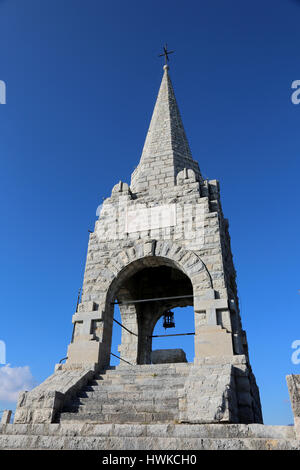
xmin=76 ymin=288 xmax=81 ymax=312
xmin=59 ymin=357 xmax=68 ymax=364
xmin=110 ymin=352 xmax=132 ymax=366
xmin=150 ymin=332 xmax=195 ymax=338
xmin=113 ymin=318 xmax=138 ymax=337
xmin=112 ymin=294 xmax=193 ymax=305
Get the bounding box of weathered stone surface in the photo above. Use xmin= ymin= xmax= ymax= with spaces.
xmin=0 ymin=410 xmax=12 ymax=424
xmin=286 ymin=374 xmax=300 ymax=438
xmin=295 ymin=416 xmax=300 ymax=440
xmin=0 ymin=423 xmax=298 ymax=450
xmin=287 ymin=375 xmax=300 ymax=416
xmin=179 ymin=363 xmax=238 ymax=424
xmin=54 ymin=362 xmax=259 ymax=427
xmin=151 ymin=349 xmax=187 ymax=364
xmin=14 ymin=367 xmax=95 ymax=424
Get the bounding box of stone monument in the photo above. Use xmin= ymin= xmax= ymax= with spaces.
xmin=1 ymin=60 xmax=299 ymax=450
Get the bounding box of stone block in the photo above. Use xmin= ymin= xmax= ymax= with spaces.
xmin=151 ymin=349 xmax=187 ymax=364
xmin=286 ymin=374 xmax=300 ymax=438
xmin=286 ymin=375 xmax=300 ymax=417
xmin=295 ymin=416 xmax=300 ymax=440
xmin=14 ymin=368 xmax=95 ymax=424
xmin=194 ymin=326 xmax=233 ymax=359
xmin=0 ymin=411 xmax=12 ymax=424
xmin=66 ymin=341 xmax=101 ymax=366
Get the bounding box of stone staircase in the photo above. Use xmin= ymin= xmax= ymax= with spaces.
xmin=59 ymin=363 xmax=192 ymax=424
xmin=1 ymin=364 xmax=299 ymax=449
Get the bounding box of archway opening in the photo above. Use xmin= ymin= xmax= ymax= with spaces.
xmin=151 ymin=306 xmax=195 ymax=363
xmin=110 ymin=260 xmax=194 ymax=366
xmin=110 ymin=304 xmax=122 ymax=367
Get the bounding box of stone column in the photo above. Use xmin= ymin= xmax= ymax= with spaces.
xmin=1 ymin=410 xmax=12 ymax=424
xmin=117 ymin=303 xmax=139 ymax=365
xmin=193 ymin=289 xmax=233 ymax=363
xmin=286 ymin=374 xmax=300 ymax=439
xmin=137 ymin=304 xmax=155 ymax=365
xmin=66 ymin=301 xmax=110 ymax=369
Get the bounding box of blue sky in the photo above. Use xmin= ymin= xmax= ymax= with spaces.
xmin=0 ymin=0 xmax=299 ymax=425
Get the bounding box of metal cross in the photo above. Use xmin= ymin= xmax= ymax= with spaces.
xmin=158 ymin=44 xmax=175 ymax=64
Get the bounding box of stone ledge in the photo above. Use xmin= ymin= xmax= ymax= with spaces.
xmin=0 ymin=423 xmax=295 ymax=440
xmin=0 ymin=423 xmax=298 ymax=450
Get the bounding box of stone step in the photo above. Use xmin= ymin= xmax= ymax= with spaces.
xmin=93 ymin=376 xmax=188 ymax=385
xmin=66 ymin=395 xmax=179 ymax=405
xmin=94 ymin=371 xmax=190 ymax=381
xmin=82 ymin=380 xmax=185 ymax=392
xmin=76 ymin=389 xmax=180 ymax=401
xmin=104 ymin=368 xmax=192 ymax=375
xmin=97 ymin=371 xmax=195 ymax=381
xmin=101 ymin=368 xmax=192 ymax=379
xmin=63 ymin=399 xmax=179 ymax=414
xmin=1 ymin=433 xmax=299 ymax=450
xmin=59 ymin=363 xmax=236 ymax=425
xmin=59 ymin=365 xmax=192 ymax=424
xmin=59 ymin=411 xmax=176 ymax=424
xmin=0 ymin=423 xmax=296 ymax=440
xmin=112 ymin=363 xmax=192 ymax=372
xmin=92 ymin=373 xmax=217 ymax=386
xmin=83 ymin=386 xmax=185 ymax=395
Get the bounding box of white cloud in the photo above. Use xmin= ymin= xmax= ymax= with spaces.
xmin=0 ymin=364 xmax=36 ymax=402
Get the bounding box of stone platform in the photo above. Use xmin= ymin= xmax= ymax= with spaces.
xmin=1 ymin=369 xmax=299 ymax=450
xmin=0 ymin=423 xmax=299 ymax=450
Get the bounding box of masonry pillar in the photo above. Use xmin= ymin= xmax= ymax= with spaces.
xmin=193 ymin=289 xmax=233 ymax=363
xmin=287 ymin=374 xmax=300 ymax=439
xmin=66 ymin=301 xmax=111 ymax=370
xmin=117 ymin=303 xmax=139 ymax=365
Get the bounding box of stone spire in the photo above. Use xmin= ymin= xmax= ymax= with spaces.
xmin=130 ymin=64 xmax=202 ymax=193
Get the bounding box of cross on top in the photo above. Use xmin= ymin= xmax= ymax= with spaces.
xmin=158 ymin=44 xmax=175 ymax=65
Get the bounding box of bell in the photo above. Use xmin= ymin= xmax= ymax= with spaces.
xmin=163 ymin=310 xmax=175 ymax=329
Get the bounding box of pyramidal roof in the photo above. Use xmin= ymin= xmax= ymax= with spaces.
xmin=130 ymin=64 xmax=202 ymax=193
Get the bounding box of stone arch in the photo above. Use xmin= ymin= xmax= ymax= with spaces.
xmin=104 ymin=240 xmax=212 ymax=308
xmin=99 ymin=241 xmax=213 ymax=366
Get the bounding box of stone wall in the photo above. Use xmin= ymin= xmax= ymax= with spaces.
xmin=67 ymin=177 xmax=246 ymax=368
xmin=14 ymin=366 xmax=95 ymax=424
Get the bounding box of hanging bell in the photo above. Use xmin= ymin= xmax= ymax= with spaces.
xmin=163 ymin=310 xmax=175 ymax=329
